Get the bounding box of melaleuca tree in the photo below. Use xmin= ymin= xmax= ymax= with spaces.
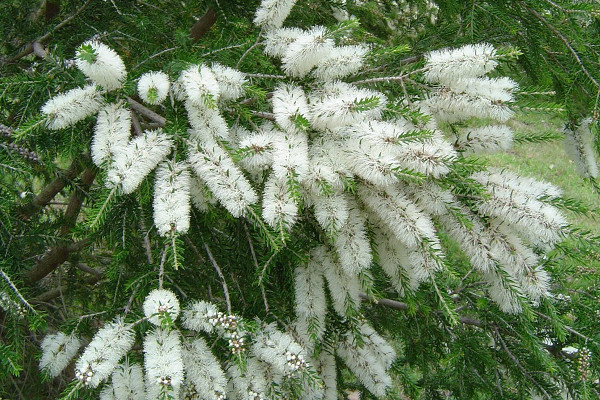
xmin=0 ymin=1 xmax=599 ymax=400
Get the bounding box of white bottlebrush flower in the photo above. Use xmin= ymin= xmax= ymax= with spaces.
xmin=333 ymin=206 xmax=372 ymax=276
xmin=112 ymin=361 xmax=145 ymax=400
xmin=282 ymin=26 xmax=335 ymax=78
xmin=458 ymin=125 xmax=513 ymax=154
xmin=182 ymin=338 xmax=228 ymax=400
xmin=344 ymin=138 xmax=400 ymax=187
xmin=211 ymin=63 xmax=247 ymax=101
xmin=447 ymin=76 xmax=517 ymax=103
xmin=471 ymin=169 xmax=562 ymax=200
xmin=107 ymin=129 xmax=173 ymax=194
xmin=75 ymin=41 xmax=126 ymax=90
xmin=484 ymin=271 xmax=523 ymax=314
xmin=137 ymin=71 xmax=170 ymax=105
xmin=395 ymin=135 xmax=457 ymax=178
xmin=437 ymin=211 xmax=496 ymax=273
xmin=226 ymin=357 xmax=268 ymax=400
xmin=238 ymin=130 xmax=275 ymax=176
xmin=272 ymin=84 xmax=310 ymax=132
xmin=564 ymin=118 xmax=599 ymax=178
xmin=178 ymin=65 xmax=220 ymax=106
xmin=39 ymin=332 xmax=81 ymax=378
xmin=189 ymin=175 xmax=217 ymax=212
xmin=294 ymin=264 xmax=327 ymax=347
xmin=185 ymin=100 xmax=230 ymax=142
xmin=312 ymin=45 xmax=369 ymax=81
xmin=309 ymin=82 xmax=387 ymax=130
xmin=344 ymin=119 xmax=415 ymax=147
xmin=424 ymin=43 xmax=498 ymax=84
xmin=264 ymin=27 xmax=304 ymax=58
xmin=99 ymin=385 xmax=115 ymax=400
xmin=374 ymin=228 xmax=422 ymax=295
xmin=359 ymin=184 xmax=438 ymax=249
xmin=187 ymin=138 xmax=258 ymax=217
xmin=143 ymin=289 xmax=181 ymax=326
xmin=92 ymin=103 xmax=131 ymax=166
xmin=254 ymin=0 xmax=298 ymax=28
xmin=421 ymin=90 xmax=514 ymax=123
xmin=182 ymin=300 xmax=220 ymax=333
xmin=252 ymin=323 xmax=308 ymax=375
xmin=144 ymin=328 xmax=184 ymax=399
xmin=75 ymin=318 xmax=135 ymax=387
xmin=488 ymin=222 xmax=539 ymax=276
xmin=407 ymin=182 xmax=455 ymax=217
xmin=337 ymin=332 xmax=392 ymax=397
xmin=41 ymin=84 xmax=104 ymax=130
xmin=262 ymin=173 xmax=299 ymax=229
xmin=312 ymin=192 xmax=350 ymax=233
xmin=476 ymin=183 xmax=567 ymax=246
xmin=314 ymin=246 xmax=361 ymax=316
xmin=153 ymin=161 xmax=191 ymax=236
xmin=357 ymin=323 xmax=396 ymax=369
xmin=271 ymin=129 xmax=310 ymax=180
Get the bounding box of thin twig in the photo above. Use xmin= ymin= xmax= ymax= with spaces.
xmin=203 ymin=240 xmax=232 ymax=314
xmin=158 ymin=246 xmax=167 ymax=290
xmin=126 ymin=97 xmax=166 ymax=126
xmin=236 ymin=27 xmax=264 ymax=69
xmin=243 ymin=222 xmax=269 ymax=312
xmin=494 ymin=327 xmax=552 ymax=400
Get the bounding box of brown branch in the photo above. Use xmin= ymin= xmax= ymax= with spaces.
xmin=127 ymin=97 xmax=166 ymax=127
xmin=26 ymin=167 xmax=96 ymax=284
xmin=7 ymin=0 xmax=93 ymax=63
xmin=189 ymin=8 xmax=217 ymax=42
xmin=359 ymin=292 xmax=483 ymax=327
xmin=19 ymin=156 xmax=86 ymax=219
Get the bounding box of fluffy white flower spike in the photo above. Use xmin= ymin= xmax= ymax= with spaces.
xmin=153 ymin=161 xmax=191 ymax=236
xmin=282 ymin=26 xmax=335 ymax=78
xmin=111 ymin=361 xmax=146 ymax=400
xmin=137 ymin=71 xmax=170 ymax=105
xmin=39 ymin=332 xmax=81 ymax=378
xmin=313 ymin=45 xmax=369 ymax=81
xmin=107 ymin=129 xmax=173 ymax=194
xmin=41 ymin=85 xmax=104 ymax=130
xmin=564 ymin=118 xmax=599 ymax=178
xmin=182 ymin=300 xmax=220 ymax=333
xmin=254 ymin=0 xmax=298 ymax=28
xmin=182 ymin=338 xmax=228 ymax=400
xmin=144 ymin=328 xmax=184 ymax=399
xmin=92 ymin=103 xmax=131 ymax=166
xmin=74 ymin=318 xmax=135 ymax=387
xmin=424 ymin=43 xmax=498 ymax=84
xmin=211 ymin=63 xmax=247 ymax=101
xmin=75 ymin=41 xmax=127 ymax=90
xmin=264 ymin=27 xmax=304 ymax=58
xmin=178 ymin=65 xmax=220 ymax=106
xmin=143 ymin=289 xmax=181 ymax=325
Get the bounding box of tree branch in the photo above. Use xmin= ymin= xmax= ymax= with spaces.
xmin=19 ymin=156 xmax=86 ymax=219
xmin=126 ymin=97 xmax=167 ymax=126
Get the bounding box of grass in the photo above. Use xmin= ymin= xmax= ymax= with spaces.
xmin=484 ymin=112 xmax=600 ymax=231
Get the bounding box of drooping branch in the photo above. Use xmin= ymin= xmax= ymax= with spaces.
xmin=19 ymin=156 xmax=86 ymax=219
xmin=359 ymin=292 xmax=483 ymax=327
xmin=6 ymin=0 xmax=93 ymax=64
xmin=25 ymin=167 xmax=96 ymax=284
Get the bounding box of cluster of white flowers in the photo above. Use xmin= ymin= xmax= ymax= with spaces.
xmin=153 ymin=162 xmax=192 ymax=236
xmin=39 ymin=332 xmax=81 ymax=378
xmin=0 ymin=291 xmax=26 ymax=318
xmin=75 ymin=41 xmax=126 ymax=90
xmin=251 ymin=323 xmax=308 ymax=376
xmin=138 ymin=71 xmax=170 ymax=105
xmin=181 ymin=338 xmax=228 ymax=400
xmin=144 ymin=328 xmax=184 ymax=399
xmin=100 ymin=361 xmax=146 ymax=400
xmin=74 ymin=318 xmax=134 ymax=387
xmin=143 ymin=288 xmax=181 ymax=325
xmin=564 ymin=118 xmax=599 ymax=179
xmin=421 ymin=44 xmax=517 ymax=154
